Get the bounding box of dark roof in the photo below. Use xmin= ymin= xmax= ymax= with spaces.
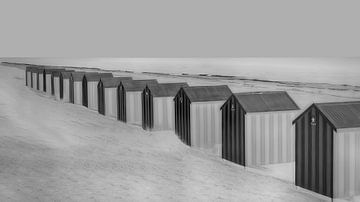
xmin=52 ymin=70 xmax=74 ymax=77
xmin=101 ymin=77 xmax=133 ymax=88
xmin=85 ymin=73 xmax=113 ymax=82
xmin=60 ymin=71 xmax=74 ymax=79
xmin=232 ymin=91 xmax=299 ymax=113
xmin=315 ymin=102 xmax=360 ymax=129
xmin=182 ymin=85 xmax=232 ymax=102
xmin=44 ymin=68 xmax=66 ymax=74
xmin=71 ymin=72 xmax=86 ymax=81
xmin=121 ymin=80 xmax=158 ymax=92
xmin=147 ymin=83 xmax=189 ymax=97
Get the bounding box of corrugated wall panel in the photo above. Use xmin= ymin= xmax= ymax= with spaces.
xmin=87 ymin=82 xmax=98 ymax=111
xmin=190 ymin=101 xmax=224 ymax=156
xmin=54 ymin=77 xmax=61 ymax=100
xmin=45 ymin=74 xmax=52 ymax=95
xmin=73 ymin=82 xmax=83 ymax=105
xmin=126 ymin=91 xmax=142 ymax=125
xmin=39 ymin=73 xmax=44 ymax=92
xmin=153 ymin=97 xmax=174 ymax=130
xmin=333 ymin=129 xmax=360 ymax=199
xmin=295 ymin=105 xmax=334 ymax=198
xmin=104 ymin=88 xmax=117 ymax=118
xmin=62 ymin=79 xmax=70 ymax=102
xmin=32 ymin=73 xmax=37 ymax=90
xmin=245 ymin=111 xmax=296 ymax=167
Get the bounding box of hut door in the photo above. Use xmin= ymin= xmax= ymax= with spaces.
xmin=142 ymin=87 xmax=153 ymax=130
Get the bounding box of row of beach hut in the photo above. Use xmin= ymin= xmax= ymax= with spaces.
xmin=24 ymin=65 xmax=360 ymax=200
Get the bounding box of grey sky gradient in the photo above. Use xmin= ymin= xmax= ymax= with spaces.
xmin=1 ymin=0 xmax=360 ymax=57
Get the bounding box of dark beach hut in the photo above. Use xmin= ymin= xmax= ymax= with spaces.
xmin=293 ymin=101 xmax=360 ymax=199
xmin=221 ymin=91 xmax=299 ymax=168
xmin=142 ymin=82 xmax=189 ymax=131
xmin=174 ymin=85 xmax=232 ymax=156
xmin=70 ymin=72 xmax=86 ymax=105
xmin=118 ymin=79 xmax=158 ymax=125
xmin=97 ymin=77 xmax=133 ymax=117
xmin=82 ymin=72 xmax=113 ymax=110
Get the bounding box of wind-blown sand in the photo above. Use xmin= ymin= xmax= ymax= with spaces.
xmin=1 ymin=64 xmax=359 ymax=201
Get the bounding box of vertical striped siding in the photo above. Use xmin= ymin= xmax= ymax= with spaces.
xmin=245 ymin=111 xmax=296 ymax=167
xmin=333 ymin=130 xmax=360 ymax=199
xmin=45 ymin=74 xmax=52 ymax=95
xmin=153 ymin=97 xmax=175 ymax=130
xmin=32 ymin=73 xmax=37 ymax=90
xmin=73 ymin=82 xmax=83 ymax=105
xmin=190 ymin=101 xmax=223 ymax=156
xmin=87 ymin=82 xmax=98 ymax=110
xmin=39 ymin=73 xmax=44 ymax=92
xmin=104 ymin=88 xmax=117 ymax=118
xmin=27 ymin=72 xmax=31 ymax=87
xmin=62 ymin=79 xmax=70 ymax=102
xmin=54 ymin=77 xmax=61 ymax=100
xmin=126 ymin=92 xmax=142 ymax=125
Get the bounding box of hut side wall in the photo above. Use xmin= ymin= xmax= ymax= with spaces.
xmin=39 ymin=73 xmax=44 ymax=91
xmin=333 ymin=129 xmax=360 ymax=199
xmin=125 ymin=91 xmax=142 ymax=125
xmin=32 ymin=73 xmax=37 ymax=90
xmin=62 ymin=79 xmax=70 ymax=102
xmin=221 ymin=96 xmax=246 ymax=166
xmin=295 ymin=106 xmax=334 ymax=198
xmin=104 ymin=88 xmax=117 ymax=118
xmin=74 ymin=81 xmax=83 ymax=105
xmin=98 ymin=83 xmax=105 ymax=115
xmin=25 ymin=70 xmax=28 ymax=86
xmin=45 ymin=74 xmax=52 ymax=95
xmin=82 ymin=77 xmax=88 ymax=107
xmin=190 ymin=101 xmax=224 ymax=156
xmin=245 ymin=111 xmax=297 ymax=167
xmin=87 ymin=81 xmax=98 ymax=110
xmin=153 ymin=97 xmax=175 ymax=131
xmin=118 ymin=86 xmax=126 ymax=122
xmin=174 ymin=89 xmax=191 ymax=146
xmin=54 ymin=77 xmax=61 ymax=100
xmin=141 ymin=87 xmax=153 ymax=130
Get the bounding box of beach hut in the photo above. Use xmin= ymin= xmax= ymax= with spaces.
xmin=174 ymin=85 xmax=232 ymax=156
xmin=82 ymin=72 xmax=113 ymax=110
xmin=37 ymin=66 xmax=46 ymax=91
xmin=70 ymin=72 xmax=86 ymax=105
xmin=60 ymin=71 xmax=74 ymax=102
xmin=44 ymin=68 xmax=65 ymax=95
xmin=25 ymin=66 xmax=31 ymax=86
xmin=52 ymin=70 xmax=74 ymax=101
xmin=292 ymin=101 xmax=360 ymax=199
xmin=221 ymin=91 xmax=299 ymax=168
xmin=97 ymin=77 xmax=133 ymax=118
xmin=31 ymin=66 xmax=38 ymax=90
xmin=118 ymin=79 xmax=158 ymax=125
xmin=142 ymin=82 xmax=189 ymax=131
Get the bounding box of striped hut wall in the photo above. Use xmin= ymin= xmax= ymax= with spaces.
xmin=245 ymin=110 xmax=297 ymax=167
xmin=45 ymin=74 xmax=52 ymax=95
xmin=39 ymin=73 xmax=44 ymax=91
xmin=190 ymin=101 xmax=224 ymax=157
xmin=153 ymin=97 xmax=175 ymax=131
xmin=54 ymin=77 xmax=61 ymax=100
xmin=32 ymin=73 xmax=37 ymax=90
xmin=333 ymin=128 xmax=360 ymax=199
xmin=104 ymin=88 xmax=117 ymax=118
xmin=73 ymin=81 xmax=83 ymax=105
xmin=62 ymin=79 xmax=70 ymax=102
xmin=27 ymin=72 xmax=31 ymax=87
xmin=87 ymin=81 xmax=99 ymax=111
xmin=126 ymin=91 xmax=142 ymax=125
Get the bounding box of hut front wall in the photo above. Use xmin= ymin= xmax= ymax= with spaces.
xmin=39 ymin=73 xmax=44 ymax=91
xmin=190 ymin=101 xmax=224 ymax=156
xmin=32 ymin=73 xmax=37 ymax=90
xmin=333 ymin=129 xmax=360 ymax=199
xmin=62 ymin=79 xmax=70 ymax=102
xmin=104 ymin=88 xmax=117 ymax=118
xmin=45 ymin=74 xmax=52 ymax=95
xmin=87 ymin=81 xmax=98 ymax=110
xmin=74 ymin=81 xmax=83 ymax=105
xmin=153 ymin=97 xmax=175 ymax=131
xmin=54 ymin=77 xmax=61 ymax=100
xmin=245 ymin=111 xmax=297 ymax=167
xmin=126 ymin=91 xmax=142 ymax=125
xmin=27 ymin=72 xmax=31 ymax=87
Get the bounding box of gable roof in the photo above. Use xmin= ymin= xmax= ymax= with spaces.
xmin=121 ymin=79 xmax=158 ymax=92
xmin=60 ymin=71 xmax=74 ymax=79
xmin=181 ymin=85 xmax=232 ymax=102
xmin=52 ymin=70 xmax=74 ymax=77
xmin=85 ymin=73 xmax=113 ymax=81
xmin=232 ymin=91 xmax=299 ymax=113
xmin=44 ymin=68 xmax=65 ymax=74
xmin=71 ymin=72 xmax=86 ymax=81
xmin=147 ymin=83 xmax=189 ymax=97
xmin=101 ymin=77 xmax=133 ymax=88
